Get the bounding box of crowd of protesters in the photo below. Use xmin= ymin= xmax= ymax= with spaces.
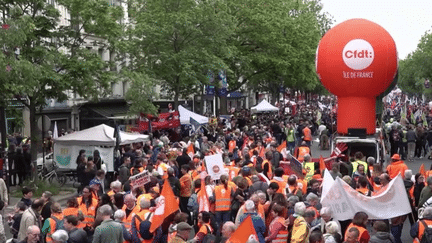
xmin=6 ymin=97 xmax=432 ymax=243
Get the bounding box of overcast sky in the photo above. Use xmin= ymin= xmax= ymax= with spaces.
xmin=320 ymin=0 xmax=432 ymax=60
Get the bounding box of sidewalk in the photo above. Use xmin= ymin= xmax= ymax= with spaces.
xmin=4 ymin=186 xmax=78 ymax=240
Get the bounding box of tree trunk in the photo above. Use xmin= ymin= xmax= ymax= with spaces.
xmin=219 ymin=95 xmax=227 ymax=115
xmin=29 ymin=101 xmax=39 ymax=182
xmin=174 ymin=92 xmax=179 ymax=111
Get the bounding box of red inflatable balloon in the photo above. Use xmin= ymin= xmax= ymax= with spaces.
xmin=316 ymin=19 xmax=398 ymax=135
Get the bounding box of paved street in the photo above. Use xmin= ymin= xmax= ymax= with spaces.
xmin=310 ymin=137 xmax=430 ymax=242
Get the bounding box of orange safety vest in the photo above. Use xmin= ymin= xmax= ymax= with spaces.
xmin=416 ymin=219 xmax=432 ymax=243
xmin=130 ymin=167 xmax=144 ymax=176
xmin=62 ymin=207 xmax=86 ymax=229
xmin=215 ymin=185 xmax=232 ymax=212
xmin=262 ymin=160 xmax=273 ymax=179
xmin=386 ymin=161 xmax=408 ymax=179
xmin=122 ymin=204 xmax=141 ymax=231
xmin=297 ymin=146 xmax=310 ymax=162
xmin=228 ymin=140 xmax=236 ymax=153
xmin=228 ymin=166 xmax=240 ymax=180
xmin=303 ymin=127 xmax=312 ymax=141
xmin=288 ymin=186 xmax=299 ymax=195
xmin=107 ymin=190 xmax=115 ymax=198
xmin=345 ymin=223 xmax=367 ymax=242
xmin=270 ymin=179 xmax=287 ymax=195
xmin=133 ymin=209 xmax=152 ymax=243
xmin=63 ymin=207 xmax=79 ymax=217
xmin=272 ymin=217 xmax=288 ymax=243
xmin=356 ymin=187 xmax=371 ymax=196
xmin=228 ymin=181 xmax=238 ymax=191
xmin=258 ymin=147 xmax=266 ymax=158
xmin=198 ymin=223 xmax=213 ymax=235
xmin=77 ymin=197 xmax=98 ymax=227
xmin=45 ymin=213 xmax=64 ymax=243
xmin=426 ymin=170 xmax=432 ymax=178
xmin=298 ymin=179 xmax=307 ymax=195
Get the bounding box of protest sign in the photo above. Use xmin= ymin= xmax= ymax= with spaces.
xmin=130 ymin=171 xmax=151 ymax=189
xmin=204 ymin=153 xmax=225 ymax=180
xmin=321 ymin=174 xmax=411 ymax=220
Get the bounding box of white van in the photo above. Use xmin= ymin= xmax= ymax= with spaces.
xmin=331 ymin=128 xmax=388 ymax=165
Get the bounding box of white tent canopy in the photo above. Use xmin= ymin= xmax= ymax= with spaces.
xmin=251 ymin=100 xmax=279 ymax=113
xmin=54 ymin=124 xmax=149 ymax=146
xmin=178 ymin=105 xmax=209 ymax=125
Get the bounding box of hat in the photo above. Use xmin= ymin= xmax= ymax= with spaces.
xmin=89 ymin=179 xmax=102 ymax=187
xmin=177 ymin=222 xmax=193 ymax=231
xmin=391 ymin=154 xmax=400 ymax=160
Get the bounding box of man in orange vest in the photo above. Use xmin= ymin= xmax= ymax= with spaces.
xmin=262 ymin=151 xmax=273 ymax=180
xmin=107 ymin=180 xmax=122 ymax=199
xmin=131 ymin=198 xmax=153 ymax=243
xmin=302 ymin=122 xmax=312 ymax=147
xmin=270 ymin=168 xmax=288 ymax=196
xmin=295 ymin=141 xmax=311 ymax=162
xmin=213 ymin=174 xmax=233 ymax=233
xmin=386 ymin=153 xmax=408 ymax=179
xmin=122 ymin=194 xmax=141 ymax=232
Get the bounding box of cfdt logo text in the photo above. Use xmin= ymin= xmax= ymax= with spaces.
xmin=342 ymin=39 xmax=374 ymax=70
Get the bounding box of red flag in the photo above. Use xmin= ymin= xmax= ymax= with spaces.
xmin=149 ymin=179 xmax=179 ymax=232
xmin=420 ymin=163 xmax=426 ymax=178
xmin=277 ymin=141 xmax=287 ymax=153
xmin=226 ymin=215 xmax=258 ymax=243
xmin=197 ymin=172 xmax=210 ymax=212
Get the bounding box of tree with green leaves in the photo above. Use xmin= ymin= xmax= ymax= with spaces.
xmin=121 ymin=0 xmax=234 ymax=110
xmin=0 ymin=0 xmax=123 ymax=179
xmin=222 ymin=0 xmax=332 ymax=107
xmin=398 ymin=31 xmax=432 ymax=97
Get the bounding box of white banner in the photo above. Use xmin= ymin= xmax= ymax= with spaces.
xmin=321 ymin=174 xmax=411 ymax=221
xmin=130 ymin=171 xmax=151 ymax=189
xmin=204 ymin=153 xmax=225 ymax=180
xmin=54 ymin=144 xmax=115 ymax=172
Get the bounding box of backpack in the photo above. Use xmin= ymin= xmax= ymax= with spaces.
xmin=420 ymin=220 xmax=432 ymax=243
xmin=51 ymin=215 xmax=65 ymax=231
xmin=135 ymin=212 xmax=153 ymax=240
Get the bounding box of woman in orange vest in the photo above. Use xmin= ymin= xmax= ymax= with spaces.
xmin=194 ymin=211 xmax=213 ymax=243
xmin=77 ymin=186 xmax=98 ymax=230
xmin=265 ymin=204 xmax=288 ymax=243
xmin=344 ymin=212 xmax=370 ymax=243
xmin=214 ymin=175 xmax=233 ymax=232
